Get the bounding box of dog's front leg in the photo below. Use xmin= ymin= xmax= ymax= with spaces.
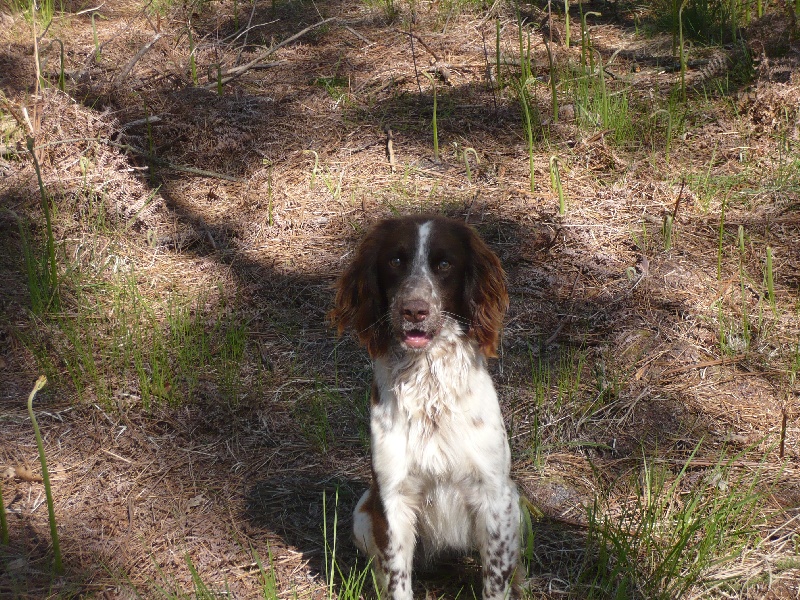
xmin=379 ymin=492 xmax=417 ymax=600
xmin=474 ymin=483 xmax=522 ymax=600
xmin=354 ymin=486 xmax=416 ymax=600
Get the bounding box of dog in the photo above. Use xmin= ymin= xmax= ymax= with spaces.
xmin=330 ymin=215 xmax=521 ymax=600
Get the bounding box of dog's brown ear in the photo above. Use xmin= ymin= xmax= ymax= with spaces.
xmin=464 ymin=227 xmax=509 ymax=357
xmin=329 ymin=225 xmax=390 ymax=357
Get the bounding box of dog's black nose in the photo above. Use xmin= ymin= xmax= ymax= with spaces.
xmin=401 ymin=299 xmax=430 ymax=323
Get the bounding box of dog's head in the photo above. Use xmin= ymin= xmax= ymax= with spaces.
xmin=330 ymin=216 xmax=508 ymax=357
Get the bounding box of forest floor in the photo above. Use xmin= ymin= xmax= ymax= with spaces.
xmin=1 ymin=0 xmax=799 ymax=597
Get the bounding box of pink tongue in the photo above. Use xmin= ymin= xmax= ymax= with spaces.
xmin=404 ymin=331 xmax=430 ymax=348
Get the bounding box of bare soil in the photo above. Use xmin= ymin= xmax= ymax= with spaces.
xmin=1 ymin=0 xmax=799 ymax=597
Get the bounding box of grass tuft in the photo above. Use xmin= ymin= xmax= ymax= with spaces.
xmin=25 ymin=136 xmax=59 ymax=313
xmin=324 ymin=490 xmax=374 ymax=599
xmin=581 ymin=444 xmax=769 ymax=599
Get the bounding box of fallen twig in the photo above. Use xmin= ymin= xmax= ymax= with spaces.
xmin=204 ymin=17 xmax=335 ymax=89
xmin=343 ymin=24 xmax=371 ymax=44
xmin=395 ymin=29 xmax=439 ymax=61
xmin=112 ymin=141 xmax=243 ymax=182
xmin=544 ymin=272 xmax=581 ymax=346
xmin=386 ymin=128 xmax=396 ymax=173
xmin=113 ymin=33 xmax=163 ymax=86
xmin=661 ymin=354 xmax=745 ymax=376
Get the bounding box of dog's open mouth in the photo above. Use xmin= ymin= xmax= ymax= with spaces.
xmin=402 ymin=329 xmax=433 ymax=349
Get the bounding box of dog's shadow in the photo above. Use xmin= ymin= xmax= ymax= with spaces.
xmin=244 ymin=475 xmax=491 ymax=597
xmin=245 ymin=475 xmax=363 ymax=559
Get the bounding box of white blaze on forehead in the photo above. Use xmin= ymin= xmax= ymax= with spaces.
xmin=412 ymin=221 xmax=434 ymax=278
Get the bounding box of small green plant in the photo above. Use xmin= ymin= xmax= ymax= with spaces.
xmin=319 ymin=165 xmax=345 ymax=202
xmin=263 ymin=158 xmax=275 ymax=225
xmin=737 ymin=224 xmax=745 ymax=254
xmin=24 ymin=137 xmax=59 ymax=313
xmin=789 ymin=340 xmax=800 ymax=387
xmin=517 ymin=81 xmax=537 ymax=194
xmin=678 ymin=0 xmax=690 ymax=101
xmin=663 ymin=213 xmax=674 ymax=250
xmin=313 ymin=74 xmax=349 ymax=103
xmin=563 ymin=0 xmax=571 ymax=47
xmin=305 ymin=149 xmax=320 ymax=188
xmin=219 ymin=317 xmax=247 ymax=403
xmin=519 ymin=496 xmax=539 ymax=567
xmin=92 ymin=13 xmax=101 ymax=61
xmin=215 ymin=64 xmax=223 ymax=95
xmin=28 ymin=0 xmax=55 ymax=27
xmin=581 ymin=444 xmax=768 ymax=599
xmin=695 ymin=144 xmax=720 ymax=211
xmin=188 ymin=27 xmax=198 ymax=85
xmin=495 ymin=18 xmax=502 ymax=90
xmin=252 ymin=546 xmax=279 ymax=599
xmin=528 ymin=348 xmax=550 ymax=468
xmin=0 ymin=478 xmax=8 ymax=544
xmin=550 ymin=155 xmax=565 ymax=215
xmin=580 ymin=10 xmax=601 ymax=69
xmin=296 ymin=384 xmax=336 ymax=452
xmin=528 ymin=344 xmax=589 ymax=464
xmin=717 ymin=193 xmax=727 ymax=280
xmin=45 ymin=39 xmax=67 ymax=91
xmin=323 ymin=489 xmax=374 ymax=599
xmin=651 ymin=109 xmax=674 ymax=160
xmin=765 ymin=246 xmax=776 ymax=316
xmin=556 ymin=345 xmax=585 ymax=409
xmin=544 ymin=39 xmax=558 ymax=123
xmin=423 ymin=72 xmax=440 ymax=163
xmin=186 ymin=553 xmax=223 ymax=598
xmin=361 ymin=0 xmax=396 ymax=21
xmin=514 ymin=18 xmax=537 ymax=193
xmin=27 ymin=375 xmax=63 ymax=574
xmin=463 ymin=147 xmax=479 ymax=183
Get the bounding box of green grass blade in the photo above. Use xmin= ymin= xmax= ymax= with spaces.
xmin=27 ymin=375 xmax=63 ymax=574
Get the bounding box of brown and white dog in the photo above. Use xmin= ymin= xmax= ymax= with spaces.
xmin=330 ymin=216 xmax=521 ymax=600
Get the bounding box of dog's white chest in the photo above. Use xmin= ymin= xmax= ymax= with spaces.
xmin=372 ymin=341 xmax=508 ymax=481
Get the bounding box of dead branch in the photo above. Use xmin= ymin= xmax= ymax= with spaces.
xmin=113 ymin=33 xmax=163 ymax=86
xmin=204 ymin=17 xmax=336 ymax=90
xmin=395 ymin=29 xmax=440 ymax=62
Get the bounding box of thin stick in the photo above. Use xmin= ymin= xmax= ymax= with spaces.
xmin=343 ymin=25 xmax=371 ymax=44
xmin=386 ymin=128 xmax=396 ymax=173
xmin=111 ymin=141 xmax=243 ymax=181
xmin=480 ymin=29 xmax=498 ymax=114
xmin=661 ymin=354 xmax=745 ymax=376
xmin=394 ymin=29 xmax=440 ymax=61
xmin=235 ymin=0 xmax=260 ymax=65
xmin=204 ymin=18 xmax=335 ymax=89
xmin=779 ymin=408 xmax=787 ymax=459
xmin=113 ymin=33 xmax=163 ymax=86
xmin=410 ymin=25 xmax=422 ymax=94
xmin=671 ymin=177 xmax=686 ymax=222
xmin=544 ymin=272 xmax=580 ymax=346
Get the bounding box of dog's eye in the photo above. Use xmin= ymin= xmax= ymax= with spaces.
xmin=389 ymin=257 xmax=402 ymax=268
xmin=437 ymin=259 xmax=451 ymax=271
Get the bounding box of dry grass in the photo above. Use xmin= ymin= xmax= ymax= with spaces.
xmin=1 ymin=0 xmax=799 ymax=597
